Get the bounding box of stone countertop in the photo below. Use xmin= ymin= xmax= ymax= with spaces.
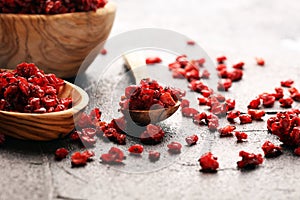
xmin=1 ymin=0 xmax=300 ymax=199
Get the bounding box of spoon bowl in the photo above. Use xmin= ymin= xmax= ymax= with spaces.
xmin=123 ymin=53 xmax=181 ymax=125
xmin=0 ymin=79 xmax=89 ymax=141
xmin=121 ymin=101 xmax=181 ymax=126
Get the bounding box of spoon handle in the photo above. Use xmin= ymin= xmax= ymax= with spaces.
xmin=123 ymin=52 xmax=149 ymax=84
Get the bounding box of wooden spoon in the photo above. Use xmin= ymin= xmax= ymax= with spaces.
xmin=122 ymin=53 xmax=181 ymax=126
xmin=0 ymin=77 xmax=89 ymax=141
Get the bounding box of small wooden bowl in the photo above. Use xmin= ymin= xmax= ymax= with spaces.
xmin=0 ymin=81 xmax=89 ymax=141
xmin=0 ymin=2 xmax=116 ymax=78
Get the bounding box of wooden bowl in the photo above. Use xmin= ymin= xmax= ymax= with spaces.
xmin=0 ymin=81 xmax=89 ymax=141
xmin=0 ymin=2 xmax=116 ymax=78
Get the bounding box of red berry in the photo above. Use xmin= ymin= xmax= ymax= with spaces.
xmin=167 ymin=142 xmax=182 ymax=154
xmin=185 ymin=134 xmax=199 ymax=146
xmin=218 ymin=125 xmax=236 ymax=137
xmin=198 ymin=97 xmax=207 ymax=105
xmin=100 ymin=147 xmax=125 ymax=164
xmin=182 ymin=107 xmax=199 ymax=117
xmin=279 ymin=97 xmax=294 ymax=108
xmin=217 ymin=79 xmax=232 ymax=91
xmin=180 ymin=99 xmax=190 ymax=108
xmin=128 ymin=144 xmax=144 ymax=154
xmin=235 ymin=131 xmax=248 ymax=142
xmin=248 ymin=97 xmax=261 ymax=109
xmin=187 ymin=40 xmax=195 ymax=45
xmin=100 ymin=48 xmax=107 ymax=55
xmin=248 ymin=109 xmax=265 ymax=120
xmin=239 ymin=114 xmax=253 ymax=124
xmin=140 ymin=124 xmax=165 ymax=144
xmin=281 ymin=79 xmax=294 ymax=88
xmin=148 ymin=151 xmax=160 ymax=162
xmin=146 ymin=57 xmax=162 ymax=65
xmin=225 ymin=98 xmax=236 ymax=110
xmin=199 ymin=152 xmax=219 ymax=172
xmin=262 ymin=141 xmax=282 ymax=158
xmin=71 ymin=152 xmax=88 ymax=167
xmin=216 ymin=64 xmax=227 ymax=71
xmin=260 ymin=93 xmax=275 ymax=107
xmin=227 ymin=110 xmax=241 ymax=121
xmin=237 ymin=151 xmax=263 ymax=169
xmin=216 ymin=56 xmax=227 ymax=64
xmin=82 ymin=150 xmax=95 ymax=161
xmin=256 ymin=57 xmax=265 ymax=66
xmin=55 ymin=148 xmax=68 ymax=160
xmin=232 ymin=62 xmax=244 ymax=69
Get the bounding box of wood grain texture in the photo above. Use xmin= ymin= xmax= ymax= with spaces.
xmin=0 ymin=2 xmax=116 ymax=78
xmin=0 ymin=80 xmax=89 ymax=141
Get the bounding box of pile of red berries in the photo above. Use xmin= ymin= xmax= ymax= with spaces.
xmin=0 ymin=63 xmax=72 ymax=113
xmin=119 ymin=78 xmax=185 ymax=111
xmin=0 ymin=0 xmax=107 ymax=14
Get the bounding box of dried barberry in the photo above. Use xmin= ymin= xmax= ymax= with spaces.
xmin=55 ymin=148 xmax=68 ymax=160
xmin=239 ymin=114 xmax=253 ymax=124
xmin=199 ymin=152 xmax=219 ymax=172
xmin=256 ymin=57 xmax=265 ymax=66
xmin=140 ymin=124 xmax=165 ymax=144
xmin=281 ymin=79 xmax=294 ymax=88
xmin=167 ymin=142 xmax=182 ymax=154
xmin=227 ymin=110 xmax=241 ymax=122
xmin=279 ymin=97 xmax=294 ymax=108
xmin=261 ymin=141 xmax=282 ymax=158
xmin=185 ymin=134 xmax=198 ymax=146
xmin=218 ymin=125 xmax=236 ymax=137
xmin=248 ymin=109 xmax=265 ymax=120
xmin=216 ymin=56 xmax=227 ymax=64
xmin=146 ymin=57 xmax=162 ymax=65
xmin=71 ymin=152 xmax=88 ymax=167
xmin=148 ymin=151 xmax=160 ymax=162
xmin=235 ymin=131 xmax=248 ymax=142
xmin=237 ymin=151 xmax=263 ymax=169
xmin=128 ymin=144 xmax=144 ymax=154
xmin=100 ymin=147 xmax=125 ymax=164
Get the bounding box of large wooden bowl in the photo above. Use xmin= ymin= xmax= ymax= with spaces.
xmin=0 ymin=81 xmax=89 ymax=141
xmin=0 ymin=2 xmax=116 ymax=78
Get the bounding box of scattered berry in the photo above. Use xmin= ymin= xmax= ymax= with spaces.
xmin=128 ymin=144 xmax=144 ymax=154
xmin=148 ymin=151 xmax=160 ymax=162
xmin=199 ymin=152 xmax=219 ymax=172
xmin=167 ymin=142 xmax=182 ymax=154
xmin=261 ymin=141 xmax=282 ymax=158
xmin=237 ymin=151 xmax=263 ymax=169
xmin=55 ymin=148 xmax=68 ymax=160
xmin=185 ymin=134 xmax=199 ymax=146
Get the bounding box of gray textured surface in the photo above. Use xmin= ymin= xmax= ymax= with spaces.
xmin=1 ymin=0 xmax=300 ymax=199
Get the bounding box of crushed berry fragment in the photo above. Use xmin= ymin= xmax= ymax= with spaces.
xmin=100 ymin=48 xmax=107 ymax=55
xmin=180 ymin=99 xmax=190 ymax=108
xmin=167 ymin=142 xmax=182 ymax=154
xmin=256 ymin=57 xmax=265 ymax=66
xmin=185 ymin=134 xmax=198 ymax=146
xmin=227 ymin=110 xmax=241 ymax=122
xmin=260 ymin=93 xmax=275 ymax=108
xmin=216 ymin=56 xmax=227 ymax=64
xmin=148 ymin=151 xmax=160 ymax=162
xmin=237 ymin=151 xmax=263 ymax=169
xmin=100 ymin=147 xmax=125 ymax=164
xmin=218 ymin=125 xmax=236 ymax=137
xmin=187 ymin=40 xmax=195 ymax=45
xmin=199 ymin=152 xmax=219 ymax=172
xmin=217 ymin=79 xmax=232 ymax=91
xmin=232 ymin=62 xmax=244 ymax=69
xmin=248 ymin=97 xmax=261 ymax=109
xmin=248 ymin=109 xmax=265 ymax=120
xmin=239 ymin=114 xmax=253 ymax=124
xmin=281 ymin=79 xmax=294 ymax=88
xmin=71 ymin=152 xmax=88 ymax=167
xmin=279 ymin=97 xmax=294 ymax=108
xmin=235 ymin=131 xmax=248 ymax=142
xmin=55 ymin=148 xmax=68 ymax=160
xmin=261 ymin=141 xmax=282 ymax=158
xmin=128 ymin=144 xmax=144 ymax=154
xmin=140 ymin=124 xmax=165 ymax=144
xmin=182 ymin=107 xmax=199 ymax=117
xmin=146 ymin=57 xmax=162 ymax=65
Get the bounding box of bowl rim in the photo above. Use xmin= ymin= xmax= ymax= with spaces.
xmin=0 ymin=80 xmax=89 ymax=117
xmin=0 ymin=1 xmax=116 ymax=18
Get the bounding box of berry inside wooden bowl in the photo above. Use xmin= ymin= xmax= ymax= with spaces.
xmin=0 ymin=79 xmax=89 ymax=141
xmin=0 ymin=2 xmax=116 ymax=78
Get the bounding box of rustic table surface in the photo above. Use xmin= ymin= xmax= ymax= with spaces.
xmin=1 ymin=0 xmax=300 ymax=200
